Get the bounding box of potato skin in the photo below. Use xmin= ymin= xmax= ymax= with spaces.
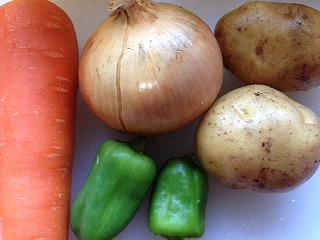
xmin=215 ymin=1 xmax=320 ymax=92
xmin=195 ymin=85 xmax=320 ymax=193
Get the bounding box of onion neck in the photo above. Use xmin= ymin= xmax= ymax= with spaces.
xmin=108 ymin=0 xmax=154 ymax=13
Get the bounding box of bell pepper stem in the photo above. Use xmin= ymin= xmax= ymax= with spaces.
xmin=181 ymin=153 xmax=194 ymax=161
xmin=127 ymin=136 xmax=148 ymax=152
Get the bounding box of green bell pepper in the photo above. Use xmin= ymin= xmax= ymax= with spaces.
xmin=148 ymin=154 xmax=209 ymax=240
xmin=70 ymin=136 xmax=157 ymax=240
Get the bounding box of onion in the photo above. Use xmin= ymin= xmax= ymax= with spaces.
xmin=79 ymin=0 xmax=223 ymax=135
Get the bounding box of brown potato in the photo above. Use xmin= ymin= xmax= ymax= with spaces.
xmin=215 ymin=1 xmax=320 ymax=92
xmin=195 ymin=85 xmax=320 ymax=193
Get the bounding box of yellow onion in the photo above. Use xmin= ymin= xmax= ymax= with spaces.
xmin=79 ymin=0 xmax=223 ymax=135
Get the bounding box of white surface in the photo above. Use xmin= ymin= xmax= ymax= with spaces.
xmin=2 ymin=0 xmax=320 ymax=239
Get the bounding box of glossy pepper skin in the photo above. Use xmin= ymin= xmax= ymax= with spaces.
xmin=148 ymin=154 xmax=209 ymax=240
xmin=70 ymin=137 xmax=157 ymax=240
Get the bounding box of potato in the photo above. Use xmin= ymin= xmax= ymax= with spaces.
xmin=195 ymin=85 xmax=320 ymax=193
xmin=214 ymin=1 xmax=320 ymax=92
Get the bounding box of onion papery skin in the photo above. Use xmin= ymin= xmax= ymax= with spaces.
xmin=79 ymin=1 xmax=223 ymax=135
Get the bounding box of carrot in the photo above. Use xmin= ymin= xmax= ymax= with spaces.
xmin=0 ymin=0 xmax=78 ymax=239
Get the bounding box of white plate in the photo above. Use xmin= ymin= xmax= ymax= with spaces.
xmin=2 ymin=1 xmax=320 ymax=239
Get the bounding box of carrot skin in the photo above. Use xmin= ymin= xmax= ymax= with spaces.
xmin=0 ymin=0 xmax=79 ymax=239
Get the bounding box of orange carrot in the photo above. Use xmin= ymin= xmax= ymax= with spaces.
xmin=0 ymin=0 xmax=78 ymax=239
